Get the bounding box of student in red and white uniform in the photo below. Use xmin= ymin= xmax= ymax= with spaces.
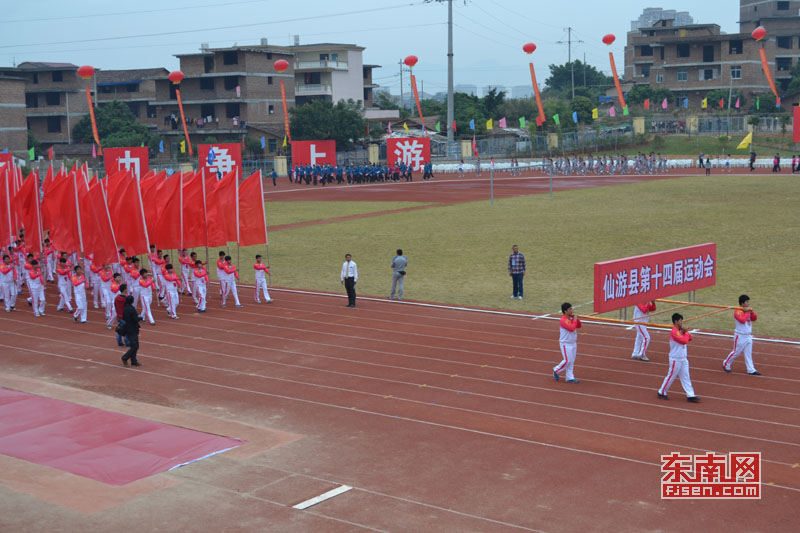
xmin=44 ymin=239 xmax=56 ymax=282
xmin=83 ymin=253 xmax=94 ymax=290
xmin=89 ymin=260 xmax=104 ymax=308
xmin=106 ymin=274 xmax=122 ymax=328
xmin=178 ymin=249 xmax=192 ymax=295
xmin=56 ymin=258 xmax=74 ymax=312
xmin=14 ymin=241 xmax=26 ymax=291
xmin=98 ymin=266 xmax=113 ymax=313
xmin=138 ymin=269 xmax=156 ymax=325
xmin=163 ymin=263 xmax=182 ymax=319
xmin=723 ymin=294 xmax=760 ymax=375
xmin=22 ymin=253 xmax=35 ymax=306
xmin=193 ymin=260 xmax=209 ymax=312
xmin=112 ymin=248 xmax=126 ymax=275
xmin=253 ymin=254 xmax=272 ymax=303
xmin=221 ymin=255 xmax=243 ymax=307
xmin=122 ymin=257 xmax=134 ymax=294
xmin=1 ymin=254 xmax=18 ymax=311
xmin=72 ymin=265 xmax=88 ymax=323
xmin=215 ymin=251 xmax=226 ymax=296
xmin=28 ymin=260 xmax=46 ymax=316
xmin=151 ymin=249 xmax=166 ymax=299
xmin=189 ymin=252 xmax=199 ymax=303
xmin=657 ymin=313 xmax=700 ymax=402
xmin=553 ymin=302 xmax=581 ymax=383
xmin=129 ymin=258 xmax=142 ymax=308
xmin=631 ymin=300 xmax=656 ymax=361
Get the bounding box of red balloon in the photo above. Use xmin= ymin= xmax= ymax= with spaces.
xmin=404 ymin=55 xmax=418 ymax=68
xmin=77 ymin=65 xmax=95 ymax=80
xmin=273 ymin=59 xmax=289 ymax=73
xmin=751 ymin=26 xmax=766 ymax=41
xmin=168 ymin=70 xmax=184 ymax=85
xmin=523 ymin=43 xmax=536 ymax=54
xmin=602 ymin=34 xmax=615 ymax=45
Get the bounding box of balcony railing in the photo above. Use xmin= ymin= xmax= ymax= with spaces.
xmin=295 ymin=60 xmax=348 ymax=71
xmin=296 ymin=84 xmax=332 ymax=94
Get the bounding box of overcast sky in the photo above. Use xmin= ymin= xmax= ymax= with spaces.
xmin=2 ymin=0 xmax=739 ymax=95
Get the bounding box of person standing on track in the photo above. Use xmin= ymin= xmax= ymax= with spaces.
xmin=28 ymin=260 xmax=46 ymax=317
xmin=193 ymin=260 xmax=208 ymax=312
xmin=254 ymin=254 xmax=272 ymax=303
xmin=114 ymin=284 xmax=131 ymax=347
xmin=1 ymin=255 xmax=18 ymax=312
xmin=723 ymin=295 xmax=760 ymax=375
xmin=657 ymin=313 xmax=700 ymax=402
xmin=341 ymin=253 xmax=358 ymax=307
xmin=72 ymin=265 xmax=88 ymax=324
xmin=221 ymin=256 xmax=243 ymax=308
xmin=389 ymin=249 xmax=407 ymax=301
xmin=138 ymin=269 xmax=156 ymax=325
xmin=121 ymin=295 xmax=142 ymax=367
xmin=632 ymin=300 xmax=656 ymax=361
xmin=553 ymin=302 xmax=581 ymax=383
xmin=508 ymin=245 xmax=526 ymax=300
xmin=163 ymin=263 xmax=182 ymax=319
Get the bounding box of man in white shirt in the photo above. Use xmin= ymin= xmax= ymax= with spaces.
xmin=340 ymin=253 xmax=358 ymax=307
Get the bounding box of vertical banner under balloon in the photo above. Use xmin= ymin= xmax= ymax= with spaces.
xmin=758 ymin=48 xmax=781 ymax=107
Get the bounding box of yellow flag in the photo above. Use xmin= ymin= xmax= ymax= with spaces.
xmin=282 ymin=135 xmax=287 ymax=147
xmin=591 ymin=108 xmax=598 ymax=119
xmin=736 ymin=132 xmax=752 ymax=150
xmin=701 ymin=98 xmax=708 ymax=109
xmin=180 ymin=140 xmax=186 ymax=153
xmin=486 ymin=118 xmax=493 ymax=130
xmin=403 ymin=122 xmax=409 ymax=133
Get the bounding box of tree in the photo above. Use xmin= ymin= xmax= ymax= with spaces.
xmin=374 ymin=90 xmax=400 ymax=110
xmin=545 ymin=60 xmax=612 ymax=96
xmin=704 ymin=89 xmax=746 ymax=111
xmin=498 ymin=98 xmax=539 ymax=127
xmin=570 ymin=95 xmax=594 ymax=124
xmin=482 ymin=88 xmax=506 ymax=118
xmin=625 ymin=85 xmax=652 ymax=106
xmin=419 ymin=98 xmax=445 ymax=117
xmin=73 ymin=100 xmax=156 ymax=148
xmin=289 ymin=99 xmax=366 ymax=150
xmin=749 ymin=92 xmax=782 ymax=114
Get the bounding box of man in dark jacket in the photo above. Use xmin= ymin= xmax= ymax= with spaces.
xmin=121 ymin=295 xmax=143 ymax=367
xmin=114 ymin=284 xmax=130 ymax=347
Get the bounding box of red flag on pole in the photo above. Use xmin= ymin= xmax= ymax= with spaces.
xmin=452 ymin=120 xmax=457 ymax=133
xmin=719 ymin=98 xmax=724 ymax=109
xmin=237 ymin=171 xmax=267 ymax=246
xmin=206 ymin=171 xmax=236 ymax=246
xmin=644 ymin=98 xmax=650 ymax=110
xmin=15 ymin=172 xmax=43 ymax=255
xmin=471 ymin=135 xmax=478 ymax=157
xmin=182 ymin=172 xmax=207 ymax=249
xmin=793 ymin=105 xmax=800 ymax=143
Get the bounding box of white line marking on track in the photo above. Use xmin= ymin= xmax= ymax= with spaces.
xmin=292 ymin=485 xmax=353 ymax=510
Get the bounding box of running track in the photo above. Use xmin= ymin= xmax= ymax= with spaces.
xmin=1 ymin=285 xmax=798 ymax=531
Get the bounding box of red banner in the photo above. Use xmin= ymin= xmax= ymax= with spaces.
xmin=387 ymin=138 xmax=431 ymax=171
xmin=104 ymin=147 xmax=149 ymax=180
xmin=593 ymin=243 xmax=717 ymax=313
xmin=794 ymin=105 xmax=800 ymax=143
xmin=0 ymin=153 xmax=12 ymax=173
xmin=291 ymin=140 xmax=336 ymax=166
xmin=198 ymin=143 xmax=242 ymax=181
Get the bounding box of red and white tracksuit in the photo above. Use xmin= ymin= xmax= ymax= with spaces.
xmin=554 ymin=315 xmax=581 ymax=380
xmin=98 ymin=269 xmax=113 ymax=314
xmin=106 ymin=282 xmax=120 ymax=327
xmin=138 ymin=277 xmax=156 ymax=324
xmin=89 ymin=263 xmax=103 ymax=307
xmin=179 ymin=256 xmax=192 ymax=294
xmin=254 ymin=262 xmax=271 ymax=302
xmin=723 ymin=309 xmax=758 ymax=373
xmin=28 ymin=268 xmax=46 ymax=316
xmin=658 ymin=328 xmax=696 ymax=398
xmin=0 ymin=262 xmax=18 ymax=311
xmin=193 ymin=267 xmax=208 ymax=311
xmin=72 ymin=274 xmax=87 ymax=322
xmin=163 ymin=272 xmax=181 ymax=318
xmin=632 ymin=302 xmax=656 ymax=359
xmin=56 ymin=265 xmax=73 ymax=312
xmin=129 ymin=269 xmax=141 ymax=307
xmin=216 ymin=258 xmax=225 ymax=295
xmin=221 ymin=263 xmax=241 ymax=306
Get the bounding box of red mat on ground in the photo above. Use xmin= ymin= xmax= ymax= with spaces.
xmin=0 ymin=388 xmax=243 ymax=485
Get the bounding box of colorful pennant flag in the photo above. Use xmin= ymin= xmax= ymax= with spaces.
xmin=683 ymin=98 xmax=689 ymax=109
xmin=662 ymin=98 xmax=668 ymax=110
xmin=486 ymin=118 xmax=493 ymax=130
xmin=158 ymin=140 xmax=164 ymax=153
xmin=519 ymin=117 xmax=526 ymax=128
xmin=756 ymin=97 xmax=760 ymax=111
xmin=553 ymin=114 xmax=560 ymax=125
xmin=92 ymin=143 xmax=97 ymax=158
xmin=472 ymin=134 xmax=478 ymax=156
xmin=735 ymin=97 xmax=740 ymax=109
xmin=571 ymin=111 xmax=578 ymax=123
xmin=47 ymin=146 xmax=54 ymax=160
xmin=535 ymin=115 xmax=544 ymax=126
xmin=702 ymin=97 xmax=708 ymax=109
xmin=591 ymin=108 xmax=598 ymax=119
xmin=644 ymin=98 xmax=650 ymax=110
xmin=28 ymin=146 xmax=34 ymax=160
xmin=719 ymin=98 xmax=724 ymax=109
xmin=180 ymin=140 xmax=186 ymax=153
xmin=260 ymin=136 xmax=265 ymax=149
xmin=609 ymin=106 xmax=616 ymax=117
xmin=736 ymin=132 xmax=752 ymax=149
xmin=388 ymin=123 xmax=392 ymax=134
xmin=435 ymin=121 xmax=441 ymax=133
xmin=469 ymin=119 xmax=475 ymax=130
xmin=498 ymin=117 xmax=506 ymax=128
xmin=452 ymin=120 xmax=457 ymax=132
xmin=622 ymin=106 xmax=629 ymax=116
xmin=403 ymin=122 xmax=409 ymax=133
xmin=282 ymin=135 xmax=287 ymax=147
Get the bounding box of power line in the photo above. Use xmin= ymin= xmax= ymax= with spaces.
xmin=470 ymin=1 xmax=530 ymax=41
xmin=0 ymin=2 xmax=422 ymax=49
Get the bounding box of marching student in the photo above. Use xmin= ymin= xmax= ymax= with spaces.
xmin=553 ymin=302 xmax=581 ymax=383
xmin=193 ymin=259 xmax=208 ymax=312
xmin=129 ymin=258 xmax=142 ymax=308
xmin=215 ymin=251 xmax=226 ymax=296
xmin=221 ymin=255 xmax=243 ymax=307
xmin=156 ymin=252 xmax=169 ymax=300
xmin=631 ymin=300 xmax=656 ymax=361
xmin=254 ymin=254 xmax=272 ymax=303
xmin=723 ymin=295 xmax=761 ymax=375
xmin=179 ymin=249 xmax=192 ymax=295
xmin=98 ymin=266 xmax=113 ymax=318
xmin=106 ymin=274 xmax=122 ymax=328
xmin=151 ymin=249 xmax=166 ymax=299
xmin=189 ymin=252 xmax=199 ymax=303
xmin=163 ymin=263 xmax=182 ymax=319
xmin=22 ymin=252 xmax=34 ymax=306
xmin=89 ymin=260 xmax=103 ymax=308
xmin=56 ymin=257 xmax=74 ymax=312
xmin=657 ymin=313 xmax=700 ymax=402
xmin=44 ymin=239 xmax=56 ymax=282
xmin=28 ymin=260 xmax=46 ymax=317
xmin=1 ymin=254 xmax=18 ymax=311
xmin=72 ymin=265 xmax=88 ymax=323
xmin=138 ymin=268 xmax=156 ymax=325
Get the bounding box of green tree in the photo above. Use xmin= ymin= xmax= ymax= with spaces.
xmin=570 ymin=95 xmax=594 ymax=124
xmin=73 ymin=100 xmax=156 ymax=148
xmin=419 ymin=98 xmax=445 ymax=117
xmin=625 ymin=85 xmax=652 ymax=106
xmin=453 ymin=92 xmax=486 ymax=135
xmin=545 ymin=60 xmax=612 ymax=96
xmin=289 ymin=99 xmax=366 ymax=150
xmin=374 ymin=90 xmax=400 ymax=110
xmin=498 ymin=98 xmax=539 ymax=127
xmin=749 ymin=92 xmax=782 ymax=114
xmin=244 ymin=136 xmax=262 ymax=157
xmin=650 ymin=88 xmax=673 ymax=107
xmin=482 ymin=88 xmax=506 ymax=118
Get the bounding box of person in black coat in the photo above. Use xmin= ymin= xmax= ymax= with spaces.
xmin=121 ymin=295 xmax=143 ymax=367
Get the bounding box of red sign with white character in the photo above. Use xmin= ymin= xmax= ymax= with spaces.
xmin=0 ymin=153 xmax=12 ymax=171
xmin=291 ymin=140 xmax=336 ymax=166
xmin=387 ymin=137 xmax=430 ymax=171
xmin=198 ymin=143 xmax=243 ymax=179
xmin=593 ymin=243 xmax=717 ymax=313
xmin=104 ymin=147 xmax=150 ymax=180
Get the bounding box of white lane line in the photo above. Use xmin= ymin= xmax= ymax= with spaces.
xmin=292 ymin=484 xmax=353 ymax=510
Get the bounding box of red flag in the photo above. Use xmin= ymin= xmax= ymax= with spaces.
xmin=471 ymin=135 xmax=478 ymax=157
xmin=206 ymin=171 xmax=236 ymax=246
xmin=182 ymin=172 xmax=208 ymax=249
xmin=452 ymin=120 xmax=457 ymax=133
xmin=0 ymin=168 xmax=12 ymax=245
xmin=150 ymin=173 xmax=182 ymax=249
xmin=47 ymin=146 xmax=54 ymax=161
xmin=794 ymin=105 xmax=800 ymax=144
xmin=238 ymin=171 xmax=267 ymax=246
xmin=644 ymin=98 xmax=650 ymax=110
xmin=535 ymin=115 xmax=544 ymax=127
xmin=108 ymin=170 xmax=150 ymax=255
xmin=92 ymin=143 xmax=97 ymax=158
xmin=80 ymin=181 xmax=118 ymax=265
xmin=15 ymin=172 xmax=43 ymax=255
xmin=719 ymin=98 xmax=724 ymax=109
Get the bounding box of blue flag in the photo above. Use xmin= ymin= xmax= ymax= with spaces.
xmin=158 ymin=140 xmax=164 ymax=153
xmin=0 ymin=148 xmax=7 ymax=153
xmin=683 ymin=98 xmax=688 ymax=109
xmin=207 ymin=147 xmax=216 ymax=165
xmin=572 ymin=111 xmax=578 ymax=123
xmin=260 ymin=136 xmax=265 ymax=149
xmin=469 ymin=119 xmax=475 ymax=130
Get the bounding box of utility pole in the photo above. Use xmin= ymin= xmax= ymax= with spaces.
xmin=424 ymin=0 xmax=455 ymax=144
xmin=398 ymin=59 xmax=405 ymax=111
xmin=583 ymin=52 xmax=587 ymax=87
xmin=557 ymin=27 xmax=583 ymax=99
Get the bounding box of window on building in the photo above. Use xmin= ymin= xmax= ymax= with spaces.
xmin=268 ymin=104 xmax=275 ymax=114
xmin=45 ymin=92 xmax=60 ymax=106
xmin=731 ymin=65 xmax=742 ymax=79
xmin=703 ymin=69 xmax=715 ymax=80
xmin=47 ymin=117 xmax=61 ymax=133
xmin=677 ymin=44 xmax=690 ymax=58
xmin=304 ymin=72 xmax=321 ymax=84
xmin=656 ymin=74 xmax=663 ymax=83
xmin=729 ymin=40 xmax=743 ymax=55
xmin=224 ymin=76 xmax=238 ymax=90
xmin=703 ymin=45 xmax=715 ymax=62
xmin=268 ymin=139 xmax=277 ymax=152
xmin=640 ymin=66 xmax=651 ymax=77
xmin=204 ymin=56 xmax=214 ymax=73
xmin=51 ymin=71 xmax=63 ymax=82
xmin=32 ymin=72 xmax=38 ymax=84
xmin=776 ymin=57 xmax=793 ymax=71
xmin=125 ymin=83 xmax=139 ymax=93
xmin=200 ymin=103 xmax=215 ymax=119
xmin=25 ymin=93 xmax=38 ymax=108
xmin=99 ymin=85 xmax=113 ymax=94
xmin=225 ymin=102 xmax=240 ymax=118
xmin=677 ymin=69 xmax=688 ymax=82
xmin=223 ymin=51 xmax=238 ymax=65
xmin=777 ymin=1 xmax=789 ymax=10
xmin=319 ymin=53 xmax=329 ymax=60
xmin=640 ymin=45 xmax=653 ymax=57
xmin=200 ymin=78 xmax=215 ymax=91
xmin=267 ymin=52 xmax=272 ymax=59
xmin=147 ymin=105 xmax=157 ymax=118
xmin=660 ymin=47 xmax=664 ymax=60
xmin=777 ymin=36 xmax=793 ymax=49
xmin=268 ymin=76 xmax=273 ymax=85
xmin=126 ymin=102 xmax=139 ymax=117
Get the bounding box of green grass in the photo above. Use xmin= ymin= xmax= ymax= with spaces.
xmin=248 ymin=174 xmax=798 ymax=339
xmin=265 ymin=201 xmax=433 ymax=227
xmin=619 ymin=134 xmax=798 ymax=157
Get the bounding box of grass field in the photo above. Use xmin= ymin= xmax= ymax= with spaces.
xmin=208 ymin=174 xmax=798 ymax=339
xmin=266 ymin=200 xmax=432 ymax=226
xmin=620 ymin=134 xmax=799 ymax=157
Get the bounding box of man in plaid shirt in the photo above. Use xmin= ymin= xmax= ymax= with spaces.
xmin=508 ymin=245 xmax=526 ymax=300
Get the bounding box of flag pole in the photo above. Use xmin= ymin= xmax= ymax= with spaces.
xmin=235 ymin=166 xmax=240 ymax=270
xmin=258 ymin=170 xmax=271 ymax=285
xmin=201 ymin=167 xmax=209 ymax=268
xmin=72 ymin=169 xmax=84 ymax=257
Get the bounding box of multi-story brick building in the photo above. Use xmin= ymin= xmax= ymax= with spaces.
xmin=624 ymin=1 xmax=800 ymax=107
xmin=0 ymin=73 xmax=27 ymax=157
xmin=96 ymin=68 xmax=169 ymax=132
